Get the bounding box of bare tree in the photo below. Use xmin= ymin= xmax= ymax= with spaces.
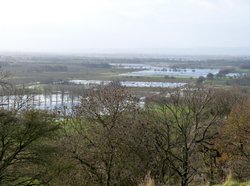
xmin=62 ymin=82 xmax=140 ymax=185
xmin=149 ymin=86 xmax=223 ymax=186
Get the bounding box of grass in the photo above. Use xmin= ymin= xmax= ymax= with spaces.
xmin=138 ymin=174 xmax=250 ymax=186
xmin=216 ymin=177 xmax=250 ymax=186
xmin=204 ymin=174 xmax=250 ymax=186
xmin=139 ymin=178 xmax=250 ymax=186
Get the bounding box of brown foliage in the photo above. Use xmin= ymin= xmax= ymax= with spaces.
xmin=217 ymin=99 xmax=250 ymax=181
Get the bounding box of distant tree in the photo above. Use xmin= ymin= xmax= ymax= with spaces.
xmin=197 ymin=76 xmax=206 ymax=84
xmin=240 ymin=64 xmax=250 ymax=69
xmin=83 ymin=63 xmax=112 ymax=68
xmin=206 ymin=73 xmax=214 ymax=80
xmin=164 ymin=75 xmax=170 ymax=79
xmin=216 ymin=68 xmax=235 ymax=78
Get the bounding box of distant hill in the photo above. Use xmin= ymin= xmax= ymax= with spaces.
xmin=1 ymin=47 xmax=250 ymax=57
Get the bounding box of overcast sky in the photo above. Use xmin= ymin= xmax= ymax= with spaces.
xmin=0 ymin=0 xmax=250 ymax=53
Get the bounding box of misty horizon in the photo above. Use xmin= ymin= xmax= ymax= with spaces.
xmin=1 ymin=47 xmax=250 ymax=56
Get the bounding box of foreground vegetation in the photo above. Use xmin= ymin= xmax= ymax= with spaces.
xmin=0 ymin=81 xmax=249 ymax=186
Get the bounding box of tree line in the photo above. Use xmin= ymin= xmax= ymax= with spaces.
xmin=0 ymin=81 xmax=250 ymax=186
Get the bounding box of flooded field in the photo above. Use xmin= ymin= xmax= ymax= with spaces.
xmin=0 ymin=93 xmax=80 ymax=112
xmin=69 ymin=80 xmax=186 ymax=88
xmin=110 ymin=63 xmax=220 ymax=78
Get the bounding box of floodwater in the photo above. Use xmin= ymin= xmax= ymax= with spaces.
xmin=0 ymin=93 xmax=80 ymax=112
xmin=110 ymin=63 xmax=220 ymax=78
xmin=69 ymin=80 xmax=186 ymax=88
